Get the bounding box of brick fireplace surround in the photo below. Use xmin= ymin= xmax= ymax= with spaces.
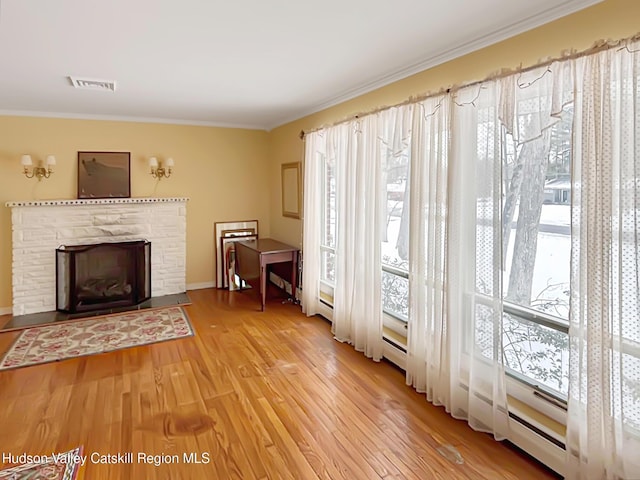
xmin=6 ymin=197 xmax=187 ymax=316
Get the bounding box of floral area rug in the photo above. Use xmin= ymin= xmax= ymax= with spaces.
xmin=0 ymin=446 xmax=83 ymax=479
xmin=0 ymin=306 xmax=193 ymax=371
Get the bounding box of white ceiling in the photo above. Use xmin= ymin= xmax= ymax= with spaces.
xmin=0 ymin=0 xmax=600 ymax=130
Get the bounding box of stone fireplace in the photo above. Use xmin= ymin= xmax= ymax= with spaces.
xmin=6 ymin=197 xmax=187 ymax=316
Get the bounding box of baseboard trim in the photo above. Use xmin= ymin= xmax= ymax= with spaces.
xmin=186 ymin=281 xmax=215 ymax=291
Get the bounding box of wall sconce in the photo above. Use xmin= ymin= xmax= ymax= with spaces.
xmin=149 ymin=157 xmax=173 ymax=179
xmin=21 ymin=154 xmax=56 ymax=181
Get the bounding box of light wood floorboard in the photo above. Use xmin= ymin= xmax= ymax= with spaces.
xmin=0 ymin=288 xmax=559 ymax=479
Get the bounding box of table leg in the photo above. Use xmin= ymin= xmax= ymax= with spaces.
xmin=291 ymin=252 xmax=298 ymax=302
xmin=260 ymin=262 xmax=266 ymax=312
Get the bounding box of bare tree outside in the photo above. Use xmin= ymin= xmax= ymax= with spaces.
xmin=505 ymin=130 xmax=552 ymax=304
xmin=499 ymin=106 xmax=573 ymax=394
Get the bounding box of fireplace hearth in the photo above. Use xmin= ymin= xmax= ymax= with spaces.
xmin=56 ymin=240 xmax=151 ymax=313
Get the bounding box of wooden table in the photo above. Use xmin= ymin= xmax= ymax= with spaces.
xmin=235 ymin=238 xmax=299 ymax=311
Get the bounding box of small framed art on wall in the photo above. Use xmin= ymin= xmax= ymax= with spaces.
xmin=77 ymin=151 xmax=131 ymax=199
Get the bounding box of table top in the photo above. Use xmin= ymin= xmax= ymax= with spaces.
xmin=237 ymin=238 xmax=298 ymax=254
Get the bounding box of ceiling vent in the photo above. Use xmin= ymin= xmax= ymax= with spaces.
xmin=69 ymin=76 xmax=117 ymax=92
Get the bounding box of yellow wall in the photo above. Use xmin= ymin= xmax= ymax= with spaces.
xmin=0 ymin=116 xmax=270 ymax=309
xmin=268 ymin=0 xmax=640 ymax=247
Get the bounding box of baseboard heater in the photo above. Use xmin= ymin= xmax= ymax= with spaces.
xmin=508 ymin=412 xmax=565 ymax=450
xmin=383 ymin=335 xmax=407 ymax=353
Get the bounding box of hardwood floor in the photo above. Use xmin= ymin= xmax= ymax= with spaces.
xmin=0 ymin=288 xmax=559 ymax=479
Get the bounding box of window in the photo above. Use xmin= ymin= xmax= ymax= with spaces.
xmin=381 ymin=144 xmax=410 ymax=331
xmin=499 ymin=104 xmax=573 ymax=397
xmin=319 ymin=153 xmax=336 ymax=304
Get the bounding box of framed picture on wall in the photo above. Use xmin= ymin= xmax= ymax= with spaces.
xmin=77 ymin=151 xmax=131 ymax=199
xmin=281 ymin=162 xmax=301 ymax=219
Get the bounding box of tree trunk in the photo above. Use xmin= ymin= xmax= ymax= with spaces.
xmin=502 ymin=138 xmax=526 ymax=258
xmin=506 ymin=132 xmax=550 ymax=305
xmin=396 ymin=177 xmax=410 ymax=261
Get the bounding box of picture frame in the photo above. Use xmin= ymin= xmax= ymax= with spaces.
xmin=221 ymin=233 xmax=258 ymax=291
xmin=281 ymin=162 xmax=302 ymax=219
xmin=77 ymin=151 xmax=131 ymax=199
xmin=214 ymin=220 xmax=259 ymax=288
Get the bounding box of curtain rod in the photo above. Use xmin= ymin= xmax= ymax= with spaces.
xmin=299 ymin=32 xmax=640 ymax=140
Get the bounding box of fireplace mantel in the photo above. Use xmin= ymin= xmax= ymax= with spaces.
xmin=5 ymin=197 xmax=189 ymax=208
xmin=7 ymin=197 xmax=188 ymax=315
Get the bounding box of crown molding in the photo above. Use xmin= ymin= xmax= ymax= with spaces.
xmin=0 ymin=109 xmax=268 ymax=131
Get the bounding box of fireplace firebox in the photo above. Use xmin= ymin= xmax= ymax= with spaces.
xmin=56 ymin=240 xmax=151 ymax=313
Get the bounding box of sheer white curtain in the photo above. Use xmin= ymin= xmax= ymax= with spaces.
xmin=566 ymin=39 xmax=640 ymax=479
xmin=405 ymin=95 xmax=451 ymax=406
xmin=444 ymin=63 xmax=572 ymax=439
xmin=301 ymin=131 xmax=325 ymax=316
xmin=302 ymin=37 xmax=640 ymax=474
xmin=447 ymin=83 xmax=510 ymax=438
xmin=332 ymin=118 xmax=384 ymax=360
